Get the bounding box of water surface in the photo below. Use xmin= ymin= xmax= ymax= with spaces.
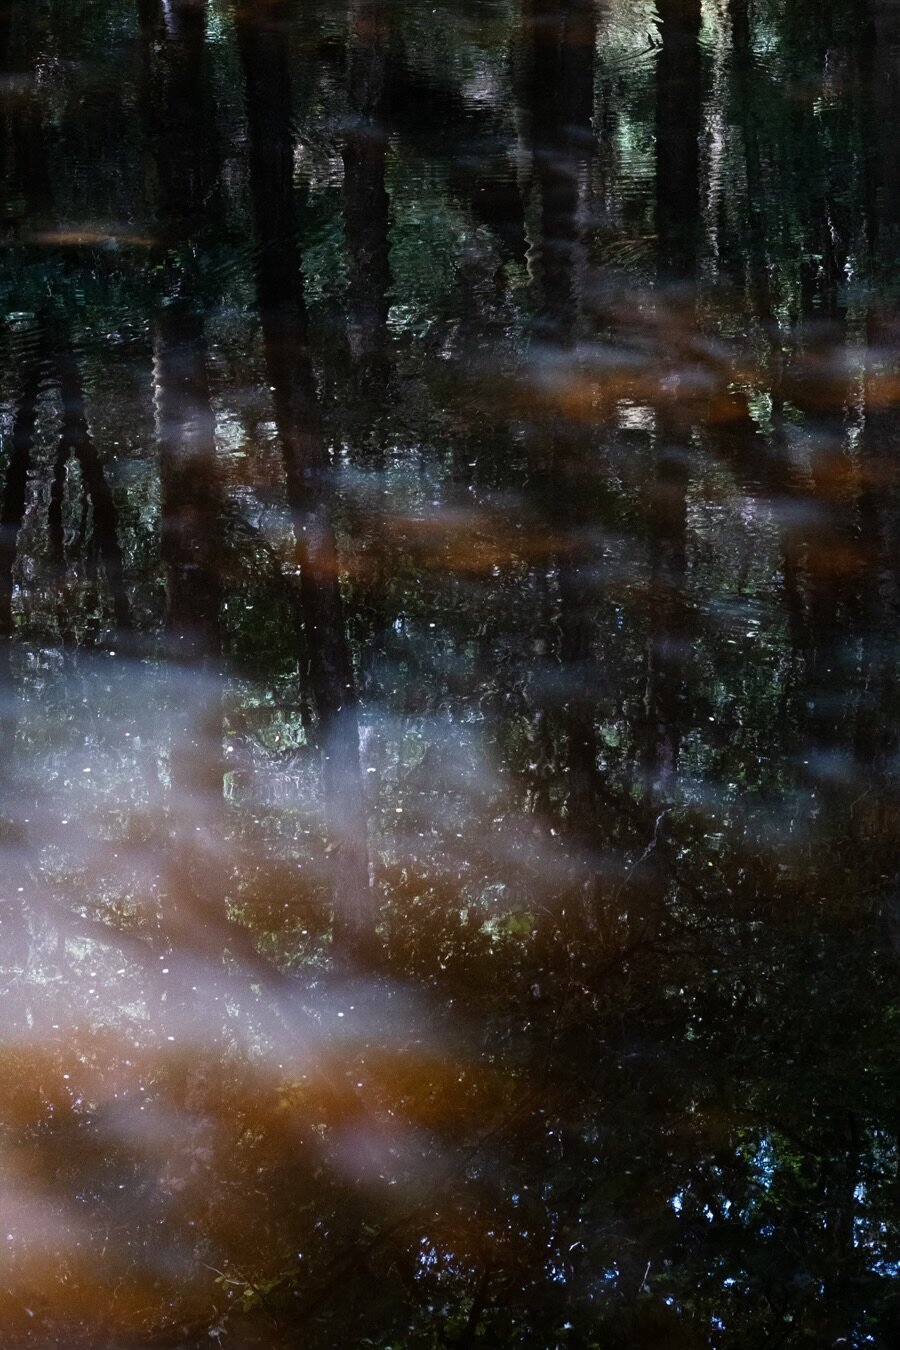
xmin=1 ymin=0 xmax=900 ymax=1345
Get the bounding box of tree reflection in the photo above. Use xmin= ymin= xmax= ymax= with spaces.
xmin=0 ymin=0 xmax=899 ymax=1346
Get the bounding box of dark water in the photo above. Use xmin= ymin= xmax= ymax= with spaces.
xmin=1 ymin=0 xmax=899 ymax=1345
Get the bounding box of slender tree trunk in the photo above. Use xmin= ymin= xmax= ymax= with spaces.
xmin=786 ymin=228 xmax=854 ymax=782
xmin=640 ymin=0 xmax=703 ymax=800
xmin=347 ymin=40 xmax=526 ymax=264
xmin=731 ymin=0 xmax=780 ymax=359
xmin=237 ymin=0 xmax=375 ymax=961
xmin=52 ymin=321 xmax=131 ymax=633
xmin=868 ymin=0 xmax=900 ymax=247
xmin=522 ymin=0 xmax=599 ymax=833
xmin=723 ymin=3 xmax=814 ymax=700
xmin=343 ymin=0 xmax=392 ymax=404
xmin=524 ymin=0 xmax=595 ymax=337
xmin=2 ymin=8 xmax=129 ymax=639
xmin=153 ymin=301 xmax=221 ymax=661
xmin=140 ymin=0 xmax=230 ymax=992
xmin=655 ymin=0 xmax=703 ymax=280
xmin=1 ymin=13 xmax=46 ymax=635
xmin=0 ymin=337 xmax=46 ymax=636
xmin=3 ymin=6 xmax=52 ymax=235
xmin=640 ymin=437 xmax=690 ymax=799
xmin=139 ymin=0 xmax=218 ymax=240
xmin=855 ymin=2 xmax=900 ymax=784
xmin=140 ymin=0 xmax=222 ymax=659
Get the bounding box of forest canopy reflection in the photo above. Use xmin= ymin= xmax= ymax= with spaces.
xmin=1 ymin=0 xmax=900 ymax=1345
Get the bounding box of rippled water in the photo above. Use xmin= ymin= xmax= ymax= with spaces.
xmin=1 ymin=0 xmax=900 ymax=1345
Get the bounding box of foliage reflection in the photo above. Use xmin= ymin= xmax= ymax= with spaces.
xmin=1 ymin=0 xmax=900 ymax=1345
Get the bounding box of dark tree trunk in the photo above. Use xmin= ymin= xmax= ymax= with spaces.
xmin=139 ymin=0 xmax=218 ymax=242
xmin=524 ymin=0 xmax=596 ymax=337
xmin=343 ymin=0 xmax=392 ymax=403
xmin=0 ymin=337 xmax=45 ymax=636
xmin=153 ymin=300 xmax=221 ymax=661
xmin=640 ymin=0 xmax=704 ymax=800
xmin=731 ymin=0 xmax=780 ymax=356
xmin=1 ymin=3 xmax=52 ymax=236
xmin=140 ymin=0 xmax=223 ymax=659
xmin=137 ymin=0 xmax=223 ymax=675
xmin=52 ymin=322 xmax=131 ymax=633
xmin=655 ymin=0 xmax=703 ymax=279
xmin=520 ymin=0 xmax=600 ymax=835
xmin=786 ymin=212 xmax=854 ymax=782
xmin=0 ymin=14 xmax=47 ymax=635
xmin=139 ymin=0 xmax=231 ymax=993
xmin=855 ymin=4 xmax=900 ymax=784
xmin=1 ymin=23 xmax=130 ymax=640
xmin=237 ymin=1 xmax=375 ymax=961
xmin=336 ymin=42 xmax=527 ymax=264
xmin=640 ymin=438 xmax=690 ymax=800
xmin=867 ymin=0 xmax=900 ymax=248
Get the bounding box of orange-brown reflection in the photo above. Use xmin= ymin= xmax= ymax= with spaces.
xmin=0 ymin=1016 xmax=528 ymax=1345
